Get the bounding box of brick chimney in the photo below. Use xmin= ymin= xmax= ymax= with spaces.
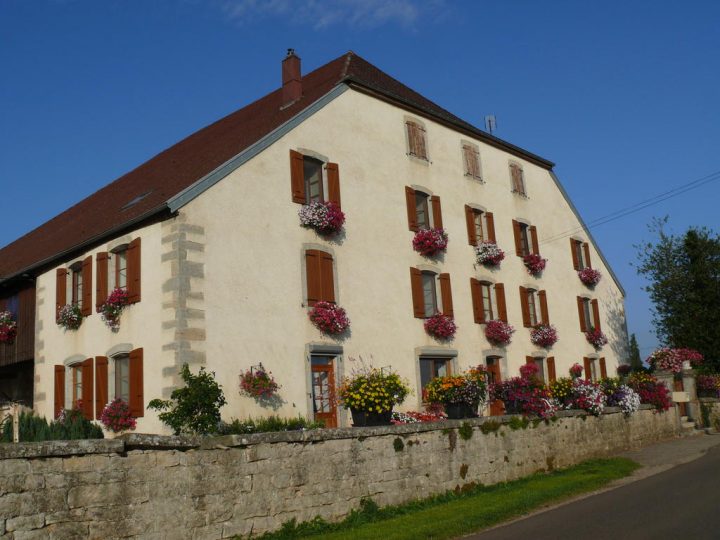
xmin=282 ymin=49 xmax=302 ymax=106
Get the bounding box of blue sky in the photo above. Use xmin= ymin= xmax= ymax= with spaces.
xmin=2 ymin=1 xmax=719 ymax=357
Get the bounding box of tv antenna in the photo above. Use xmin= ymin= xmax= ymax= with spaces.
xmin=485 ymin=115 xmax=497 ymax=135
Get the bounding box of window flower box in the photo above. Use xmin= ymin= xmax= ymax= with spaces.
xmin=578 ymin=268 xmax=602 ymax=287
xmin=0 ymin=311 xmax=17 ymax=344
xmin=423 ymin=312 xmax=456 ymax=340
xmin=239 ymin=363 xmax=280 ymax=399
xmin=338 ymin=366 xmax=410 ymax=426
xmin=308 ymin=301 xmax=350 ymax=335
xmin=490 ymin=366 xmax=557 ymax=419
xmin=298 ymin=201 xmax=345 ymax=235
xmin=57 ymin=304 xmax=83 ymax=331
xmin=585 ymin=327 xmax=608 ymax=349
xmin=412 ymin=227 xmax=448 ymax=257
xmin=484 ymin=319 xmax=515 ymax=347
xmin=100 ymin=288 xmax=129 ymax=331
xmin=100 ymin=398 xmax=137 ymax=433
xmin=523 ymin=253 xmax=547 ymax=276
xmin=474 ymin=241 xmax=505 ymax=267
xmin=530 ymin=324 xmax=558 ymax=348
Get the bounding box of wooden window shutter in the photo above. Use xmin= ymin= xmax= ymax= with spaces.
xmin=577 ymin=297 xmax=587 ymax=332
xmin=81 ymin=358 xmax=94 ymax=420
xmin=486 ymin=212 xmax=496 ymax=243
xmin=326 ymin=162 xmax=341 ymax=209
xmin=439 ymin=273 xmax=453 ymax=317
xmin=290 ymin=149 xmax=306 ymax=204
xmin=416 ymin=124 xmax=428 ymax=159
xmin=95 ymin=356 xmax=108 ymax=419
xmin=519 ymin=286 xmax=531 ymax=327
xmin=512 ymin=220 xmax=522 ymax=256
xmin=529 ymin=226 xmax=539 ymax=255
xmin=127 ymin=238 xmax=142 ymax=304
xmin=591 ymin=299 xmax=601 ymax=331
xmin=547 ymin=357 xmax=556 ymax=382
xmin=320 ymin=251 xmax=335 ymax=304
xmin=305 ymin=250 xmax=322 ymax=307
xmin=465 ymin=205 xmax=477 ymax=246
xmin=129 ymin=348 xmax=144 ymax=418
xmin=96 ymin=252 xmax=109 ymax=312
xmin=54 ymin=365 xmax=65 ymax=418
xmin=583 ymin=357 xmax=592 ymax=381
xmin=406 ymin=122 xmax=417 ymax=155
xmin=583 ymin=243 xmax=592 ymax=269
xmin=462 ymin=145 xmax=471 ymax=175
xmin=55 ymin=268 xmax=67 ymax=321
xmin=430 ymin=195 xmax=443 ymax=229
xmin=570 ymin=239 xmax=580 ymax=270
xmin=410 ymin=267 xmax=425 ymax=318
xmin=525 ymin=356 xmax=535 ymax=365
xmin=470 ymin=278 xmax=484 ymax=324
xmin=405 ymin=186 xmax=418 ymax=231
xmin=81 ymin=256 xmax=93 ymax=317
xmin=495 ymin=283 xmax=507 ymax=322
xmin=599 ymin=357 xmax=607 ymax=379
xmin=538 ymin=290 xmax=549 ymax=325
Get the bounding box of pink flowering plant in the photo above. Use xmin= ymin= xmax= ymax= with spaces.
xmin=308 ymin=301 xmax=350 ymax=335
xmin=474 ymin=242 xmax=505 ymax=267
xmin=569 ymin=363 xmax=584 ymax=379
xmin=490 ymin=364 xmax=557 ymax=419
xmin=484 ymin=319 xmax=515 ymax=346
xmin=0 ymin=311 xmax=17 ymax=344
xmin=100 ymin=288 xmax=129 ymax=331
xmin=567 ymin=378 xmax=606 ymax=416
xmin=585 ymin=327 xmax=608 ymax=349
xmin=298 ymin=201 xmax=345 ymax=235
xmin=523 ymin=253 xmax=547 ymax=276
xmin=675 ymin=348 xmax=704 ymax=368
xmin=99 ymin=398 xmax=137 ymax=433
xmin=530 ymin=324 xmax=558 ymax=348
xmin=239 ymin=363 xmax=280 ymax=399
xmin=697 ymin=374 xmax=720 ymax=398
xmin=578 ymin=268 xmax=602 ymax=287
xmin=57 ymin=304 xmax=83 ymax=331
xmin=627 ymin=372 xmax=672 ymax=412
xmin=412 ymin=228 xmax=448 ymax=257
xmin=391 ymin=410 xmax=446 ymax=424
xmin=647 ymin=347 xmax=684 ymax=374
xmin=423 ymin=313 xmax=457 ymax=340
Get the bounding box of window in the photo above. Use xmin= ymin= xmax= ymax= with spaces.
xmin=571 ymin=239 xmax=592 ymax=270
xmin=512 ymin=220 xmax=539 ymax=257
xmin=519 ymin=223 xmax=530 ymax=256
xmin=577 ymin=297 xmax=601 ymax=332
xmin=303 ymin=156 xmax=324 ymax=203
xmin=528 ymin=356 xmax=556 ymax=383
xmin=114 ymin=248 xmax=128 ymax=290
xmin=289 ymin=150 xmax=341 ymax=207
xmin=480 ymin=282 xmax=494 ymax=321
xmin=584 ymin=357 xmax=598 ymax=382
xmin=526 ymin=289 xmax=538 ymax=326
xmin=115 ymin=354 xmax=130 ymax=402
xmin=65 ymin=357 xmax=93 ymax=420
xmin=422 ymin=272 xmax=438 ymax=317
xmin=71 ymin=363 xmax=83 ymax=408
xmin=465 ymin=206 xmax=497 ymax=246
xmin=420 ymin=357 xmax=451 ymax=391
xmin=462 ymin=143 xmax=482 ymax=180
xmin=486 ymin=356 xmax=504 ymax=416
xmin=311 ymin=356 xmax=338 ymax=428
xmin=96 ymin=239 xmax=142 ymax=309
xmin=509 ymin=162 xmax=526 ymax=196
xmin=470 ymin=280 xmax=507 ymax=323
xmin=406 ymin=120 xmax=428 ymax=160
xmin=520 ymin=287 xmax=548 ymax=327
xmin=410 ymin=269 xmax=453 ymax=319
xmin=416 ymin=192 xmax=430 ymax=230
xmin=305 ymin=249 xmax=335 ymax=306
xmin=405 ymin=187 xmax=443 ymax=231
xmin=58 ymin=257 xmax=93 ymax=317
xmin=70 ymin=264 xmax=83 ymax=308
xmin=532 ymin=357 xmax=546 ymax=383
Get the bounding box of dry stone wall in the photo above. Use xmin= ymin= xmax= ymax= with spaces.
xmin=0 ymin=406 xmax=680 ymax=539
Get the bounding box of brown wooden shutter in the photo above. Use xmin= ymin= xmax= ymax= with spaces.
xmin=326 ymin=162 xmax=341 ymax=209
xmin=583 ymin=357 xmax=592 ymax=381
xmin=538 ymin=290 xmax=549 ymax=325
xmin=129 ymin=348 xmax=144 ymax=417
xmin=95 ymin=356 xmax=108 ymax=419
xmin=127 ymin=238 xmax=141 ymax=304
xmin=462 ymin=145 xmax=470 ymax=175
xmin=439 ymin=273 xmax=453 ymax=317
xmin=290 ymin=149 xmax=306 ymax=204
xmin=591 ymin=299 xmax=601 ymax=331
xmin=320 ymin=251 xmax=335 ymax=304
xmin=416 ymin=123 xmax=428 ymax=159
xmin=406 ymin=122 xmax=417 ymax=155
xmin=547 ymin=357 xmax=556 ymax=382
xmin=577 ymin=297 xmax=587 ymax=332
xmin=583 ymin=243 xmax=592 ymax=269
xmin=519 ymin=286 xmax=531 ymax=327
xmin=81 ymin=358 xmax=94 ymax=420
xmin=529 ymin=226 xmax=539 ymax=255
xmin=495 ymin=283 xmax=507 ymax=322
xmin=405 ymin=186 xmax=418 ymax=231
xmin=96 ymin=252 xmax=109 ymax=312
xmin=305 ymin=250 xmax=322 ymax=307
xmin=54 ymin=365 xmax=65 ymax=418
xmin=81 ymin=256 xmax=93 ymax=317
xmin=465 ymin=205 xmax=477 ymax=246
xmin=410 ymin=268 xmax=425 ymax=318
xmin=486 ymin=212 xmax=496 ymax=243
xmin=55 ymin=268 xmax=67 ymax=321
xmin=599 ymin=357 xmax=607 ymax=379
xmin=570 ymin=239 xmax=580 ymax=270
xmin=512 ymin=220 xmax=522 ymax=256
xmin=470 ymin=278 xmax=484 ymax=324
xmin=526 ymin=356 xmax=535 ymax=365
xmin=430 ymin=195 xmax=443 ymax=229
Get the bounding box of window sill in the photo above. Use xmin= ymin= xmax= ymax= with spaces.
xmin=511 ymin=189 xmax=529 ymax=199
xmin=407 ymin=153 xmax=431 ymax=166
xmin=464 ymin=173 xmax=485 ymax=183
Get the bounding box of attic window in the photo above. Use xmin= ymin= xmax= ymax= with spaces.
xmin=121 ymin=191 xmax=152 ymax=211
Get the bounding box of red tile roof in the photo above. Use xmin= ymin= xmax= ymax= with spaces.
xmin=0 ymin=52 xmax=553 ymax=281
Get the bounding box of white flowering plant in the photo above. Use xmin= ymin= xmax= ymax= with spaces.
xmin=57 ymin=304 xmax=83 ymax=331
xmin=474 ymin=242 xmax=505 ymax=267
xmin=298 ymin=201 xmax=345 ymax=235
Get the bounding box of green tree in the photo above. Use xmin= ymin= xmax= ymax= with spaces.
xmin=628 ymin=333 xmax=643 ymax=370
xmin=148 ymin=364 xmax=227 ymax=435
xmin=636 ymin=219 xmax=720 ymax=370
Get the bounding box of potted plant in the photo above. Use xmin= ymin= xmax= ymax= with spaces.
xmin=484 ymin=319 xmax=515 ymax=346
xmin=627 ymin=372 xmax=672 ymax=412
xmin=308 ymin=301 xmax=350 ymax=335
xmin=423 ymin=312 xmax=457 ymax=340
xmin=0 ymin=311 xmax=17 ymax=344
xmin=646 ymin=347 xmax=684 ymax=374
xmin=412 ymin=228 xmax=448 ymax=257
xmin=57 ymin=304 xmax=83 ymax=331
xmin=424 ymin=366 xmax=487 ymax=419
xmin=298 ymin=201 xmax=345 ymax=235
xmin=99 ymin=398 xmax=137 ymax=434
xmin=338 ymin=366 xmax=410 ymax=427
xmin=530 ymin=324 xmax=558 ymax=348
xmin=569 ymin=363 xmax=584 ymax=379
xmin=490 ymin=364 xmax=557 ymax=419
xmin=100 ymin=287 xmax=129 ymax=331
xmin=523 ymin=253 xmax=547 ymax=276
xmin=696 ymin=374 xmax=720 ymax=398
xmin=474 ymin=242 xmax=505 ymax=267
xmin=578 ymin=268 xmax=602 ymax=287
xmin=600 ymin=378 xmax=641 ymax=414
xmin=585 ymin=327 xmax=608 ymax=349
xmin=239 ymin=363 xmax=280 ymax=399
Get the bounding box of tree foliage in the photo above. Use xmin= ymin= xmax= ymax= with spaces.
xmin=628 ymin=333 xmax=643 ymax=370
xmin=636 ymin=219 xmax=720 ymax=370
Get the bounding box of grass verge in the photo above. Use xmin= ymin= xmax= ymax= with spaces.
xmin=252 ymin=458 xmax=639 ymax=540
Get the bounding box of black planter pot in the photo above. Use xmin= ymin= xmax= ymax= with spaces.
xmin=351 ymin=409 xmax=393 ymax=427
xmin=503 ymin=401 xmax=522 ymax=415
xmin=444 ymin=401 xmax=479 ymax=419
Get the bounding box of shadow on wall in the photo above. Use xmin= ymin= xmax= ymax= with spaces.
xmin=605 ymin=294 xmax=630 ymax=365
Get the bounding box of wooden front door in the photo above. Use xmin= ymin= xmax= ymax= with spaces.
xmin=674 ymin=376 xmax=687 ymax=417
xmin=486 ymin=357 xmax=504 ymax=416
xmin=311 ymin=356 xmax=337 ymax=428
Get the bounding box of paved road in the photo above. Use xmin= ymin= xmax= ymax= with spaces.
xmin=468 ymin=438 xmax=720 ymax=540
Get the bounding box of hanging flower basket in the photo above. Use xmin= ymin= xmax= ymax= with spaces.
xmin=484 ymin=319 xmax=515 ymax=346
xmin=0 ymin=311 xmax=17 ymax=344
xmin=308 ymin=301 xmax=350 ymax=335
xmin=57 ymin=304 xmax=83 ymax=331
xmin=100 ymin=288 xmax=129 ymax=331
xmin=523 ymin=253 xmax=547 ymax=276
xmin=474 ymin=241 xmax=505 ymax=267
xmin=100 ymin=398 xmax=137 ymax=433
xmin=578 ymin=268 xmax=601 ymax=287
xmin=412 ymin=228 xmax=448 ymax=257
xmin=530 ymin=324 xmax=558 ymax=348
xmin=423 ymin=313 xmax=457 ymax=340
xmin=569 ymin=363 xmax=584 ymax=379
xmin=239 ymin=363 xmax=280 ymax=399
xmin=585 ymin=327 xmax=608 ymax=349
xmin=298 ymin=201 xmax=345 ymax=235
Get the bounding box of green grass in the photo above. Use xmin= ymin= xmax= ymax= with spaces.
xmin=253 ymin=458 xmax=639 ymax=540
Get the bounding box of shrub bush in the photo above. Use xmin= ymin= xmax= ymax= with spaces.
xmin=1 ymin=410 xmax=103 ymax=442
xmin=216 ymin=416 xmax=324 ymax=435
